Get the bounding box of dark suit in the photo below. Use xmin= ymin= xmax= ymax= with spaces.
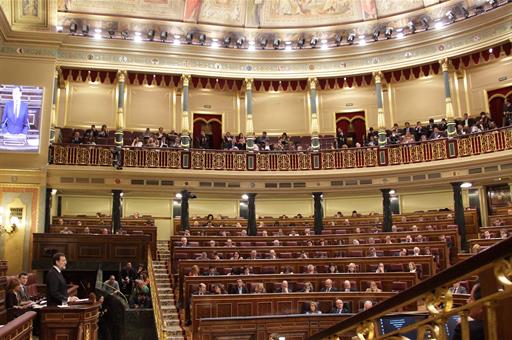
xmin=19 ymin=285 xmax=30 ymax=301
xmin=46 ymin=266 xmax=68 ymax=306
xmin=275 ymin=287 xmax=292 ymax=293
xmin=451 ymin=319 xmax=484 ymax=340
xmin=229 ymin=286 xmax=248 ymax=294
xmin=342 ymin=288 xmax=357 ymax=292
xmin=331 ymin=306 xmax=350 ymax=314
xmin=1 ymin=100 xmax=29 ymax=134
xmin=320 ymin=287 xmax=338 ymax=292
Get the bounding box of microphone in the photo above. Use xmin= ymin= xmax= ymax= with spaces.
xmin=101 ymin=282 xmax=129 ymax=304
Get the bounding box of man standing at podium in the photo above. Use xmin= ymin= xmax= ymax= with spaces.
xmin=46 ymin=252 xmax=78 ymax=306
xmin=1 ymin=86 xmax=30 ymax=135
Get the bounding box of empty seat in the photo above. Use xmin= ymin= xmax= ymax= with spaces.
xmin=280 ymin=252 xmax=292 ymax=258
xmin=285 ymin=241 xmax=298 ymax=246
xmin=391 ymin=281 xmax=408 ymax=292
xmin=239 ymin=241 xmax=251 ymax=247
xmin=347 ymin=250 xmax=364 ymax=257
xmin=255 ymin=241 xmax=267 ymax=246
xmin=388 ymin=264 xmax=404 ymax=272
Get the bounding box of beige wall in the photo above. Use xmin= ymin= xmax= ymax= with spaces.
xmin=324 ymin=195 xmax=382 ymax=216
xmin=64 ymin=82 xmax=116 ymax=128
xmin=256 ymin=198 xmax=313 ymax=217
xmin=189 ymin=88 xmax=239 ymax=135
xmin=60 ymin=195 xmax=112 ymax=216
xmin=189 ymin=198 xmax=239 ymax=218
xmin=399 ymin=190 xmax=469 ymax=213
xmin=125 ymin=85 xmax=174 ymax=131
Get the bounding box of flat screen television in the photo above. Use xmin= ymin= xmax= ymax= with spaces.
xmin=0 ymin=84 xmax=44 ymax=153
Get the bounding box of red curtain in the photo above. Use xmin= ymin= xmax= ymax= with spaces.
xmin=487 ymin=86 xmax=512 ymax=127
xmin=335 ymin=111 xmax=366 ymax=145
xmin=192 ymin=114 xmax=223 ymax=149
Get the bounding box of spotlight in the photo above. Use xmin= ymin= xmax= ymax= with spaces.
xmin=108 ymin=30 xmax=115 ymax=38
xmin=248 ymin=40 xmax=255 ymax=51
xmin=186 ymin=32 xmax=193 ymax=44
xmin=121 ymin=30 xmax=129 ymax=39
xmin=396 ymin=29 xmax=404 ymax=39
xmin=241 ymin=194 xmax=249 ymax=200
xmin=223 ymin=36 xmax=231 ymax=47
xmin=358 ymin=36 xmax=366 ymax=46
xmin=273 ymin=38 xmax=281 ymax=49
xmin=173 ymin=35 xmax=181 ymax=45
xmin=488 ymin=0 xmax=498 ymax=8
xmin=70 ymin=23 xmax=77 ymax=33
xmin=147 ymin=29 xmax=155 ymax=41
xmin=446 ymin=11 xmax=456 ymax=23
xmin=408 ymin=21 xmax=416 ymax=33
xmin=389 ymin=189 xmax=396 ymax=195
xmin=372 ymin=29 xmax=380 ymax=41
xmin=160 ymin=31 xmax=168 ymax=42
xmin=211 ymin=38 xmax=219 ymax=48
xmin=462 ymin=7 xmax=470 ymax=18
xmin=82 ymin=24 xmax=89 ymax=36
xmin=460 ymin=182 xmax=472 ymax=188
xmin=285 ymin=41 xmax=292 ymax=51
xmin=434 ymin=20 xmax=444 ymax=29
xmin=335 ymin=34 xmax=342 ymax=46
xmin=310 ymin=37 xmax=318 ymax=48
xmin=347 ymin=33 xmax=355 ymax=45
xmin=236 ymin=37 xmax=245 ymax=48
xmin=134 ymin=32 xmax=142 ymax=42
xmin=259 ymin=38 xmax=268 ymax=49
xmin=93 ymin=28 xmax=102 ymax=39
xmin=384 ymin=27 xmax=393 ymax=39
xmin=175 ymin=193 xmax=183 ymax=199
xmin=421 ymin=17 xmax=430 ymax=30
xmin=297 ymin=37 xmax=306 ymax=48
xmin=199 ymin=33 xmax=206 ymax=45
xmin=321 ymin=39 xmax=328 ymax=49
xmin=56 ymin=25 xmax=63 ymax=32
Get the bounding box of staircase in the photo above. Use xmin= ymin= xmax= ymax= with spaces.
xmin=152 ymin=240 xmax=184 ymax=340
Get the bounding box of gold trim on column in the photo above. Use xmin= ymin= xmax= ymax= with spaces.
xmin=440 ymin=58 xmax=450 ymax=72
xmin=245 ymin=78 xmax=253 ymax=91
xmin=373 ymin=71 xmax=382 ymax=84
xmin=308 ymin=77 xmax=318 ymax=90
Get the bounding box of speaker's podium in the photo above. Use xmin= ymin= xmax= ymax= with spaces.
xmin=39 ymin=302 xmax=100 ymax=340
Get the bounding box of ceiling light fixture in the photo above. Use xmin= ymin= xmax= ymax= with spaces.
xmin=297 ymin=37 xmax=305 ymax=48
xmin=81 ymin=24 xmax=89 ymax=36
xmin=69 ymin=23 xmax=77 ymax=34
xmin=159 ymin=31 xmax=168 ymax=42
xmin=121 ymin=30 xmax=129 ymax=39
xmin=259 ymin=38 xmax=268 ymax=49
xmin=310 ymin=37 xmax=318 ymax=48
xmin=460 ymin=182 xmax=472 ymax=188
xmin=134 ymin=31 xmax=142 ymax=42
xmin=198 ymin=33 xmax=206 ymax=45
xmin=147 ymin=29 xmax=155 ymax=41
xmin=248 ymin=40 xmax=255 ymax=51
xmin=335 ymin=34 xmax=342 ymax=46
xmin=211 ymin=38 xmax=219 ymax=48
xmin=223 ymin=36 xmax=231 ymax=47
xmin=186 ymin=32 xmax=193 ymax=44
xmin=446 ymin=10 xmax=456 ymax=23
xmin=372 ymin=29 xmax=380 ymax=41
xmin=173 ymin=34 xmax=181 ymax=45
xmin=358 ymin=36 xmax=366 ymax=46
xmin=384 ymin=27 xmax=393 ymax=39
xmin=321 ymin=39 xmax=328 ymax=49
xmin=236 ymin=37 xmax=245 ymax=48
xmin=93 ymin=28 xmax=102 ymax=39
xmin=434 ymin=20 xmax=444 ymax=29
xmin=408 ymin=21 xmax=416 ymax=33
xmin=285 ymin=41 xmax=292 ymax=51
xmin=421 ymin=17 xmax=430 ymax=30
xmin=396 ymin=28 xmax=404 ymax=39
xmin=347 ymin=33 xmax=355 ymax=45
xmin=273 ymin=38 xmax=281 ymax=49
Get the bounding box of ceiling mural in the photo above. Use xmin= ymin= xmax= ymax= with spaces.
xmin=56 ymin=0 xmax=464 ymax=29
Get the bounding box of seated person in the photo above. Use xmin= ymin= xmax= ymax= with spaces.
xmin=249 ymin=250 xmax=259 ymax=260
xmin=193 ymin=283 xmax=208 ymax=296
xmin=451 ymin=283 xmax=484 ymax=340
xmin=328 ymin=264 xmax=339 ymax=273
xmin=302 ymin=281 xmax=314 ymax=293
xmin=305 ymin=301 xmax=322 ymax=314
xmin=229 ymin=279 xmax=248 ymax=294
xmin=267 ymin=249 xmax=278 ymax=259
xmin=83 ymin=227 xmax=91 ymax=234
xmin=482 ymin=231 xmax=491 ymax=239
xmin=500 ymin=229 xmax=508 ymax=239
xmin=331 ymin=299 xmax=350 ymax=314
xmin=375 ymin=263 xmax=385 ymax=273
xmin=413 ymin=247 xmax=421 ymax=256
xmin=365 ymin=281 xmax=382 ymax=293
xmin=103 ymin=275 xmax=120 ymax=294
xmin=6 ymin=278 xmax=33 ymax=321
xmin=343 ymin=280 xmax=356 ymax=292
xmin=230 ymin=251 xmax=243 ymax=260
xmin=253 ymin=283 xmax=266 ymax=294
xmin=276 ymin=280 xmax=292 ymax=293
xmin=129 ymin=280 xmax=150 ymax=308
xmin=188 ymin=265 xmax=200 ymax=277
xmin=179 ymin=237 xmax=188 ymax=247
xmin=225 ymin=239 xmax=235 ymax=247
xmin=17 ymin=272 xmax=31 ymax=304
xmin=203 ymin=266 xmax=219 ymax=276
xmin=60 ymin=226 xmax=73 ymax=234
xmin=212 ymin=284 xmax=227 ymax=295
xmin=347 ymin=263 xmax=357 ymax=273
xmin=449 ymin=281 xmax=468 ymax=294
xmin=321 ymin=279 xmax=338 ymax=292
xmin=304 ymin=264 xmax=317 ymax=274
xmin=362 ymin=300 xmax=373 ymax=311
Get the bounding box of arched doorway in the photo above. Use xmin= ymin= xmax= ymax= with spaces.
xmin=192 ymin=113 xmax=223 ymax=149
xmin=487 ymin=85 xmax=512 ymax=127
xmin=335 ymin=111 xmax=367 ymax=146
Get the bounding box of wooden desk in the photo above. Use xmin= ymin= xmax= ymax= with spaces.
xmin=172 ymin=242 xmax=449 ymax=271
xmin=190 ymin=292 xmax=404 ymax=335
xmin=198 ymin=314 xmax=353 ymax=340
xmin=0 ymin=311 xmax=36 ymax=340
xmin=183 ymin=272 xmax=418 ymax=312
xmin=0 ymin=261 xmax=7 ymax=324
xmin=39 ymin=304 xmax=99 ymax=340
xmin=32 ymin=234 xmax=149 ymax=270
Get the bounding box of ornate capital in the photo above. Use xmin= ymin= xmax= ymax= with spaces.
xmin=439 ymin=58 xmax=450 ymax=72
xmin=117 ymin=70 xmax=126 ymax=83
xmin=373 ymin=71 xmax=383 ymax=84
xmin=308 ymin=77 xmax=318 ymax=90
xmin=54 ymin=66 xmax=61 ymax=79
xmin=181 ymin=74 xmax=191 ymax=87
xmin=245 ymin=78 xmax=253 ymax=91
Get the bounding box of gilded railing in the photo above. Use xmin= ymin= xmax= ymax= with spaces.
xmin=309 ymin=237 xmax=512 ymax=340
xmin=147 ymin=247 xmax=166 ymax=340
xmin=49 ymin=126 xmax=512 ymax=170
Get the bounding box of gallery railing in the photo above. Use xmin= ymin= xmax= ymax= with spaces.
xmin=308 ymin=236 xmax=512 ymax=340
xmin=147 ymin=247 xmax=166 ymax=340
xmin=49 ymin=126 xmax=512 ymax=171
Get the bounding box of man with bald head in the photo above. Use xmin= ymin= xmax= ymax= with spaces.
xmin=276 ymin=280 xmax=292 ymax=293
xmin=321 ymin=279 xmax=338 ymax=292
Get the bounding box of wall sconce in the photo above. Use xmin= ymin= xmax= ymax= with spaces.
xmin=0 ymin=207 xmax=19 ymax=235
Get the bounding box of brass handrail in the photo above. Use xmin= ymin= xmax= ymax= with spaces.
xmin=309 ymin=237 xmax=512 ymax=339
xmin=147 ymin=247 xmax=166 ymax=340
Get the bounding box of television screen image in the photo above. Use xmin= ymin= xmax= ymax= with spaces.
xmin=0 ymin=84 xmax=43 ymax=152
xmin=378 ymin=313 xmax=428 ymax=339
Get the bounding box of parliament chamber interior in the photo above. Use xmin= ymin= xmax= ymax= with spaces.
xmin=0 ymin=0 xmax=512 ymax=339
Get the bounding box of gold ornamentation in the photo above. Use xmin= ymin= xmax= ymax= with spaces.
xmin=245 ymin=78 xmax=253 ymax=90
xmin=494 ymin=258 xmax=512 ymax=287
xmin=355 ymin=321 xmax=375 ymax=340
xmin=439 ymin=58 xmax=450 ymax=72
xmin=146 ymin=150 xmax=160 ymax=167
xmin=321 ymin=152 xmax=335 ymax=169
xmin=373 ymin=71 xmax=382 ymax=84
xmin=181 ymin=74 xmax=191 ymax=87
xmin=416 ymin=323 xmax=441 ymax=340
xmin=308 ymin=77 xmax=318 ymax=90
xmin=425 ymin=287 xmax=453 ymax=315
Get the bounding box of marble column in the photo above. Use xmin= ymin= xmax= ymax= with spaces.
xmin=247 ymin=193 xmax=257 ymax=236
xmin=381 ymin=189 xmax=392 ymax=232
xmin=309 ymin=78 xmax=320 ymax=151
xmin=49 ymin=67 xmax=60 ymax=144
xmin=115 ymin=70 xmax=126 ymax=148
xmin=451 ymin=182 xmax=467 ymax=250
xmin=312 ymin=192 xmax=323 ymax=235
xmin=181 ymin=74 xmax=191 ymax=149
xmin=245 ymin=78 xmax=254 ymax=151
xmin=374 ymin=72 xmax=387 ymax=147
xmin=180 ymin=190 xmax=190 ymax=231
xmin=441 ymin=58 xmax=456 ymax=137
xmin=111 ymin=190 xmax=123 ymax=234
